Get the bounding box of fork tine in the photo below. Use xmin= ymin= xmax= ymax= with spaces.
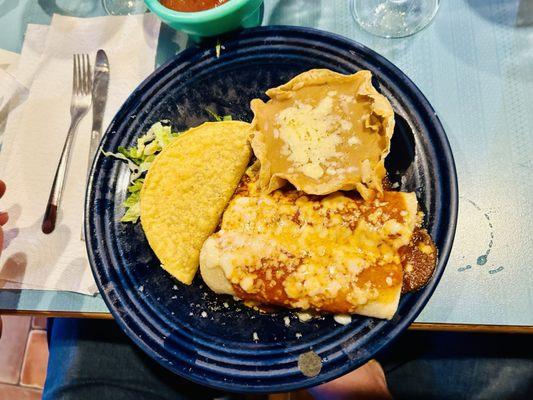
xmin=73 ymin=54 xmax=78 ymax=93
xmin=77 ymin=54 xmax=82 ymax=93
xmin=85 ymin=54 xmax=92 ymax=94
xmin=83 ymin=54 xmax=87 ymax=93
xmin=84 ymin=54 xmax=88 ymax=93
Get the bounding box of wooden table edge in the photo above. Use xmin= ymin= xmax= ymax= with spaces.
xmin=1 ymin=309 xmax=532 ymax=333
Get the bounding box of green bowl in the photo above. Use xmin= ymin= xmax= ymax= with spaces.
xmin=144 ymin=0 xmax=264 ymax=40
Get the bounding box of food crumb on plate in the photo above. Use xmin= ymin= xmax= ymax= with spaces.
xmin=284 ymin=316 xmax=291 ymax=327
xmin=252 ymin=332 xmax=259 ymax=341
xmin=297 ymin=311 xmax=314 ymax=322
xmin=201 ymin=311 xmax=208 ymax=318
xmin=172 ymin=285 xmax=178 ymax=290
xmin=295 ymin=333 xmax=302 ymax=339
xmin=138 ymin=285 xmax=144 ymax=292
xmin=333 ymin=314 xmax=352 ymax=325
xmin=223 ymin=302 xmax=229 ymax=308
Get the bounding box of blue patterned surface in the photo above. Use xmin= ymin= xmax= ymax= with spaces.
xmin=0 ymin=0 xmax=532 ymax=326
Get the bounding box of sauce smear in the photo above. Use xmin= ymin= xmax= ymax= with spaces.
xmin=159 ymin=0 xmax=229 ymax=12
xmin=399 ymin=228 xmax=437 ymax=293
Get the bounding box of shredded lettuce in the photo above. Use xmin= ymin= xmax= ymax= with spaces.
xmin=102 ymin=122 xmax=181 ymax=223
xmin=128 ymin=178 xmax=144 ymax=193
xmin=215 ymin=39 xmax=223 ymax=58
xmin=205 ymin=108 xmax=232 ymax=122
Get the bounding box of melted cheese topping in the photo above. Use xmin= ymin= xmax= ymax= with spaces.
xmin=200 ymin=168 xmax=418 ymax=317
xmin=250 ymin=69 xmax=395 ymax=200
xmin=275 ymin=96 xmax=345 ymax=179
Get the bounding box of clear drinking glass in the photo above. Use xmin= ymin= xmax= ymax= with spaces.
xmin=102 ymin=0 xmax=147 ymax=15
xmin=351 ymin=0 xmax=440 ymax=38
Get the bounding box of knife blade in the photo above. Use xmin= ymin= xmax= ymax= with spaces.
xmin=87 ymin=49 xmax=109 ymax=177
xmin=82 ymin=50 xmax=109 ymax=241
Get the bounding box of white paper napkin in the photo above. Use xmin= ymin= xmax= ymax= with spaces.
xmin=1 ymin=24 xmax=48 ymax=156
xmin=0 ymin=70 xmax=28 ymax=145
xmin=0 ymin=48 xmax=20 ymax=74
xmin=15 ymin=24 xmax=50 ymax=89
xmin=0 ymin=14 xmax=161 ymax=294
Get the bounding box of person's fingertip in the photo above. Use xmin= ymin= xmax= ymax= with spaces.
xmin=0 ymin=212 xmax=8 ymax=225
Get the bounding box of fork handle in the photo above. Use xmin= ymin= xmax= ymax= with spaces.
xmin=42 ymin=118 xmax=81 ymax=234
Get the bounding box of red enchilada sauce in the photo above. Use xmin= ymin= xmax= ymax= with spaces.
xmin=399 ymin=227 xmax=437 ymax=293
xmin=159 ymin=0 xmax=229 ymax=12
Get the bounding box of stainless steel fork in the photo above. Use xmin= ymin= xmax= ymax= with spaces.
xmin=42 ymin=54 xmax=92 ymax=234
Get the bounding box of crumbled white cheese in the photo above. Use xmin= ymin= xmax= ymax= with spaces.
xmin=201 ymin=311 xmax=207 ymax=318
xmin=252 ymin=332 xmax=259 ymax=341
xmin=348 ymin=136 xmax=361 ymax=146
xmin=275 ymin=96 xmax=344 ymax=179
xmin=240 ymin=276 xmax=254 ymax=291
xmin=297 ymin=311 xmax=314 ymax=322
xmin=284 ymin=316 xmax=291 ymax=327
xmin=333 ymin=314 xmax=352 ymax=325
xmin=326 ymin=167 xmax=337 ymax=175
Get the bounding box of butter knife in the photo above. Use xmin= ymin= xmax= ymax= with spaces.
xmin=87 ymin=49 xmax=109 ymax=178
xmin=82 ymin=50 xmax=109 ymax=240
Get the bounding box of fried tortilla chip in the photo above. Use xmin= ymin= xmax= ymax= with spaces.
xmin=250 ymin=69 xmax=395 ymax=200
xmin=140 ymin=121 xmax=252 ymax=284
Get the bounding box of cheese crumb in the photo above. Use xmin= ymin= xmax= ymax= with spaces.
xmin=252 ymin=332 xmax=259 ymax=341
xmin=333 ymin=314 xmax=352 ymax=325
xmin=347 ymin=136 xmax=361 ymax=146
xmin=297 ymin=311 xmax=314 ymax=322
xmin=201 ymin=311 xmax=207 ymax=318
xmin=284 ymin=316 xmax=291 ymax=327
xmin=296 ymin=333 xmax=302 ymax=339
xmin=418 ymin=243 xmax=433 ymax=254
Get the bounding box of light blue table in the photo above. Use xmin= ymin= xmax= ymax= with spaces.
xmin=1 ymin=0 xmax=532 ymax=330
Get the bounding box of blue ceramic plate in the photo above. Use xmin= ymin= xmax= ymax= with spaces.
xmin=86 ymin=26 xmax=457 ymax=393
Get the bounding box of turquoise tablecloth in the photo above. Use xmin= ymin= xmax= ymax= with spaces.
xmin=1 ymin=0 xmax=532 ymax=327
